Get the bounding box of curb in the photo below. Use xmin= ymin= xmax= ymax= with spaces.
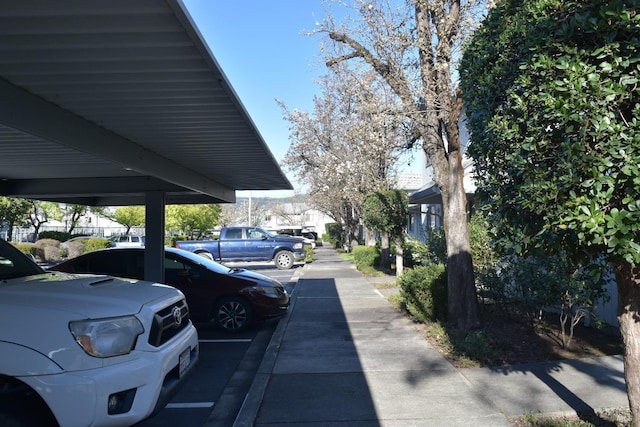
xmin=231 ymin=265 xmax=303 ymax=427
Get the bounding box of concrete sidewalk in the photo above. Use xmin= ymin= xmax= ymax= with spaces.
xmin=233 ymin=247 xmax=628 ymax=426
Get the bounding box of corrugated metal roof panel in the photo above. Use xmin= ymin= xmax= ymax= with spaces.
xmin=0 ymin=0 xmax=291 ymax=205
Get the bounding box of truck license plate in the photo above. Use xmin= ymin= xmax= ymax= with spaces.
xmin=179 ymin=348 xmax=190 ymax=378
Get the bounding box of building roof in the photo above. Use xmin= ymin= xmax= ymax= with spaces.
xmin=408 ymin=158 xmax=476 ymax=205
xmin=0 ymin=0 xmax=292 ymax=206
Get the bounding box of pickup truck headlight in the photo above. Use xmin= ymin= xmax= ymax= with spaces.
xmin=69 ymin=316 xmax=144 ymax=358
xmin=293 ymin=243 xmax=303 ymax=250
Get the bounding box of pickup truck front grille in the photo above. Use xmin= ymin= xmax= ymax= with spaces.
xmin=148 ymin=299 xmax=191 ymax=347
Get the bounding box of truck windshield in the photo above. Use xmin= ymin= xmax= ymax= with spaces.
xmin=0 ymin=239 xmax=45 ymax=280
xmin=260 ymin=228 xmax=276 ymax=238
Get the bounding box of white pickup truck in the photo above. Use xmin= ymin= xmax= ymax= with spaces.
xmin=0 ymin=238 xmax=199 ymax=426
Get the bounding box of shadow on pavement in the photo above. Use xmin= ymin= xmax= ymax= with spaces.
xmin=255 ymin=277 xmax=381 ymax=426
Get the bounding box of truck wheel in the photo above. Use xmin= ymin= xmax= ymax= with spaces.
xmin=195 ymin=251 xmax=214 ymax=261
xmin=274 ymin=250 xmax=294 ymax=269
xmin=0 ymin=395 xmax=57 ymax=427
xmin=212 ymin=296 xmax=253 ymax=333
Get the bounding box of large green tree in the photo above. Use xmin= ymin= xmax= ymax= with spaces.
xmin=0 ymin=197 xmax=31 ymax=241
xmin=112 ymin=206 xmax=145 ymax=235
xmin=60 ymin=204 xmax=88 ymax=234
xmin=362 ymin=190 xmax=409 ymax=274
xmin=166 ymin=204 xmax=221 ymax=239
xmin=28 ymin=201 xmax=62 ymax=241
xmin=461 ymin=0 xmax=640 ymax=421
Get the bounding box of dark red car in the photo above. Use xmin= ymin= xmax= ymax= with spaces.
xmin=50 ymin=247 xmax=289 ymax=333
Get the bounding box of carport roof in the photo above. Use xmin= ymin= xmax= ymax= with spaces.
xmin=0 ymin=0 xmax=292 ymax=206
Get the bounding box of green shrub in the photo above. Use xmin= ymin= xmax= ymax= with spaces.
xmin=402 ymin=238 xmax=430 ymax=268
xmin=457 ymin=330 xmax=496 ymax=363
xmin=38 ymin=231 xmax=72 ymax=242
xmin=425 ymin=228 xmax=447 ymax=265
xmin=426 ymin=322 xmax=507 ymax=367
xmin=14 ymin=242 xmax=37 ymax=258
xmin=84 ymin=238 xmax=111 ymax=253
xmin=304 ymin=245 xmax=314 ymax=262
xmin=324 ymin=223 xmax=343 ymax=247
xmin=167 ymin=235 xmax=182 ymax=247
xmin=399 ymin=264 xmax=447 ymax=322
xmin=352 ymin=245 xmax=379 ymax=270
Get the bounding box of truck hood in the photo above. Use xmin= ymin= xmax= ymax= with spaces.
xmin=272 ymin=234 xmax=306 ymax=243
xmin=0 ymin=272 xmax=184 ymax=371
xmin=0 ymin=271 xmax=179 ymax=318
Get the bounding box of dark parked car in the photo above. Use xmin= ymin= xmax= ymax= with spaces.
xmin=50 ymin=247 xmax=289 ymax=332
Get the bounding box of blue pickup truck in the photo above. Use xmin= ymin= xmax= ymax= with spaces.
xmin=175 ymin=226 xmax=309 ymax=269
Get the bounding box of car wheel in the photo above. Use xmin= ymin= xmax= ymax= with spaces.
xmin=212 ymin=296 xmax=253 ymax=333
xmin=274 ymin=250 xmax=294 ymax=270
xmin=196 ymin=251 xmax=214 ymax=261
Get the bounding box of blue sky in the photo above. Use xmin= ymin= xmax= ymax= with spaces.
xmin=182 ymin=1 xmax=422 ymax=198
xmin=182 ymin=0 xmax=328 ymax=197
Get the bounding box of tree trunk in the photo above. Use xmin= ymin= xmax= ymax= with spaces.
xmin=614 ymin=260 xmax=640 ymax=426
xmin=364 ymin=227 xmax=377 ymax=246
xmin=395 ymin=238 xmax=404 ymax=277
xmin=379 ymin=232 xmax=390 ymax=270
xmin=32 ymin=224 xmax=41 ymax=242
xmin=443 ymin=150 xmax=478 ymax=330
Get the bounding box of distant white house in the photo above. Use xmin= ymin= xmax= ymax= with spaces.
xmin=262 ymin=201 xmax=333 ymax=237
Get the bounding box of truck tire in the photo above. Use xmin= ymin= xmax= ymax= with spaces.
xmin=274 ymin=250 xmax=294 ymax=270
xmin=0 ymin=394 xmax=57 ymax=427
xmin=212 ymin=296 xmax=253 ymax=333
xmin=195 ymin=251 xmax=214 ymax=261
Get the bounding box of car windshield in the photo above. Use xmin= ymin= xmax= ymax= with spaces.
xmin=0 ymin=239 xmax=45 ymax=280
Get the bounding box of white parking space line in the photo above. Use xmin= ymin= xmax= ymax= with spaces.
xmin=198 ymin=339 xmax=252 ymax=343
xmin=165 ymin=402 xmax=214 ymax=409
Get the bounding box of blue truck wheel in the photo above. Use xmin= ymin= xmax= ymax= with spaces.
xmin=274 ymin=250 xmax=294 ymax=270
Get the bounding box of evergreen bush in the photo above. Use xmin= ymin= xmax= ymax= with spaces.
xmin=324 ymin=223 xmax=343 ymax=248
xmin=304 ymin=245 xmax=314 ymax=262
xmin=14 ymin=242 xmax=36 ymax=258
xmin=84 ymin=238 xmax=111 ymax=253
xmin=352 ymin=246 xmax=379 ymax=270
xmin=38 ymin=231 xmax=71 ymax=242
xmin=402 ymin=238 xmax=430 ymax=268
xmin=399 ymin=264 xmax=447 ymax=322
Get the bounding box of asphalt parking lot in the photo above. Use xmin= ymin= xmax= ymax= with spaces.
xmin=137 ymin=262 xmax=302 ymax=427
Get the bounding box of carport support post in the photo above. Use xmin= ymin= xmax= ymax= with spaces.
xmin=144 ymin=191 xmax=165 ymax=284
